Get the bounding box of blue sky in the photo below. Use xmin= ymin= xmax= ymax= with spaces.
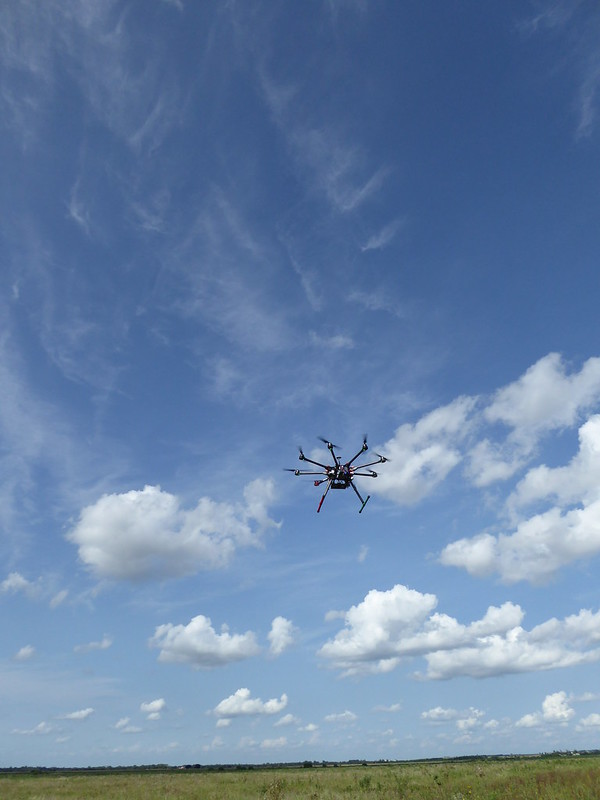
xmin=2 ymin=0 xmax=600 ymax=767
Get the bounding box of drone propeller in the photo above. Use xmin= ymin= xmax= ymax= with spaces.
xmin=374 ymin=452 xmax=390 ymax=463
xmin=317 ymin=436 xmax=340 ymax=449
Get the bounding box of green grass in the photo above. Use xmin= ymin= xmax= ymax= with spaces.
xmin=1 ymin=756 xmax=600 ymax=799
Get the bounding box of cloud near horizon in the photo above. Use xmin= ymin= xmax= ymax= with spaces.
xmin=319 ymin=583 xmax=600 ymax=679
xmin=213 ymin=688 xmax=288 ymax=718
xmin=149 ymin=615 xmax=260 ymax=668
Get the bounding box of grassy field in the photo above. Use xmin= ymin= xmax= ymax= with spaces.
xmin=2 ymin=756 xmax=600 ymax=799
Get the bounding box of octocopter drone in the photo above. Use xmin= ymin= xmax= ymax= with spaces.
xmin=286 ymin=436 xmax=388 ymax=513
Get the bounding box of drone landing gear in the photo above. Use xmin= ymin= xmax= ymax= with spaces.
xmin=317 ymin=481 xmax=331 ymax=513
xmin=351 ymin=481 xmax=370 ymax=513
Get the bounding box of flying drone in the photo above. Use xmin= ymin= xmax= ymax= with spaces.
xmin=286 ymin=436 xmax=388 ymax=513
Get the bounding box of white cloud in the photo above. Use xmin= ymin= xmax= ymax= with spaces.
xmin=67 ymin=479 xmax=278 ymax=581
xmin=214 ymin=688 xmax=288 ymax=718
xmin=347 ymin=288 xmax=405 ymax=317
xmin=373 ymin=397 xmax=476 ymax=504
xmin=324 ymin=710 xmax=357 ymax=724
xmin=485 ymin=353 xmax=600 ymax=434
xmin=579 ymin=713 xmax=600 ymax=727
xmin=424 ymin=609 xmax=600 ymax=680
xmin=293 ymin=126 xmax=388 ymax=213
xmin=274 ymin=713 xmax=299 ymax=727
xmin=421 ymin=706 xmax=459 ymax=722
xmin=261 ymin=736 xmax=287 ymax=749
xmin=13 ymin=721 xmax=55 ymax=736
xmin=115 ymin=717 xmax=142 ymax=734
xmin=74 ymin=635 xmax=112 ymax=653
xmin=361 ymin=218 xmax=404 ymax=252
xmin=1 ymin=572 xmax=34 ymax=595
xmin=440 ymin=497 xmax=600 ymax=584
xmin=468 ymin=354 xmax=600 ymax=486
xmin=60 ymin=708 xmax=94 ymax=721
xmin=149 ymin=614 xmax=260 ymax=668
xmin=456 ymin=709 xmax=485 ymax=731
xmin=141 ymin=698 xmax=166 ymax=720
xmin=14 ymin=645 xmax=35 ymax=661
xmin=309 ymin=331 xmax=354 ymax=349
xmin=442 ymin=411 xmax=600 ymax=583
xmin=510 ymin=414 xmax=600 ymax=510
xmin=50 ymin=589 xmax=68 ymax=609
xmin=319 ymin=584 xmax=600 ymax=679
xmin=516 ymin=691 xmax=574 ymax=727
xmin=268 ymin=616 xmax=296 ymax=656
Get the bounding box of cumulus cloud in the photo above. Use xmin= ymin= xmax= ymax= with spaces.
xmin=14 ymin=644 xmax=35 ymax=661
xmin=485 ymin=353 xmax=600 ymax=434
xmin=511 ymin=415 xmax=600 ymax=510
xmin=374 ymin=703 xmax=402 ymax=713
xmin=424 ymin=608 xmax=600 ymax=680
xmin=441 ymin=415 xmax=600 ymax=584
xmin=60 ymin=708 xmax=94 ymax=721
xmin=13 ymin=721 xmax=55 ymax=736
xmin=261 ymin=736 xmax=287 ymax=749
xmin=579 ymin=713 xmax=600 ymax=728
xmin=115 ymin=717 xmax=142 ymax=733
xmin=150 ymin=615 xmax=260 ymax=668
xmin=141 ymin=698 xmax=166 ymax=720
xmin=516 ymin=691 xmax=574 ymax=727
xmin=324 ymin=710 xmax=357 ymax=724
xmin=319 ymin=583 xmax=600 ymax=679
xmin=367 ymin=353 xmax=600 ymax=515
xmin=440 ymin=500 xmax=600 ymax=584
xmin=67 ymin=479 xmax=278 ymax=581
xmin=372 ymin=397 xmax=476 ymax=504
xmin=74 ymin=635 xmax=112 ymax=653
xmin=1 ymin=572 xmax=35 ymax=596
xmin=274 ymin=713 xmax=300 ymax=727
xmin=268 ymin=616 xmax=296 ymax=656
xmin=467 ymin=354 xmax=600 ymax=486
xmin=214 ymin=688 xmax=288 ymax=718
xmin=421 ymin=706 xmax=460 ymax=722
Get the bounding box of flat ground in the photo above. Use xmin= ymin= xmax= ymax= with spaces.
xmin=2 ymin=756 xmax=600 ymax=799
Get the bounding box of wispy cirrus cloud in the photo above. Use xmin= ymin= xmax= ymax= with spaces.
xmin=361 ymin=218 xmax=404 ymax=252
xmin=522 ymin=1 xmax=600 ymax=137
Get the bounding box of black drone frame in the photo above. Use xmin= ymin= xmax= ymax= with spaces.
xmin=286 ymin=436 xmax=388 ymax=513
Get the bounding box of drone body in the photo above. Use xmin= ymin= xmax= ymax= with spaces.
xmin=286 ymin=436 xmax=388 ymax=513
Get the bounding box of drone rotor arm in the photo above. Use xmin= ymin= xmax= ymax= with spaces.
xmin=299 ymin=455 xmax=331 ymax=470
xmin=352 ymin=457 xmax=387 ymax=469
xmin=346 ymin=436 xmax=369 ymax=467
xmin=294 ymin=470 xmax=328 ymax=476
